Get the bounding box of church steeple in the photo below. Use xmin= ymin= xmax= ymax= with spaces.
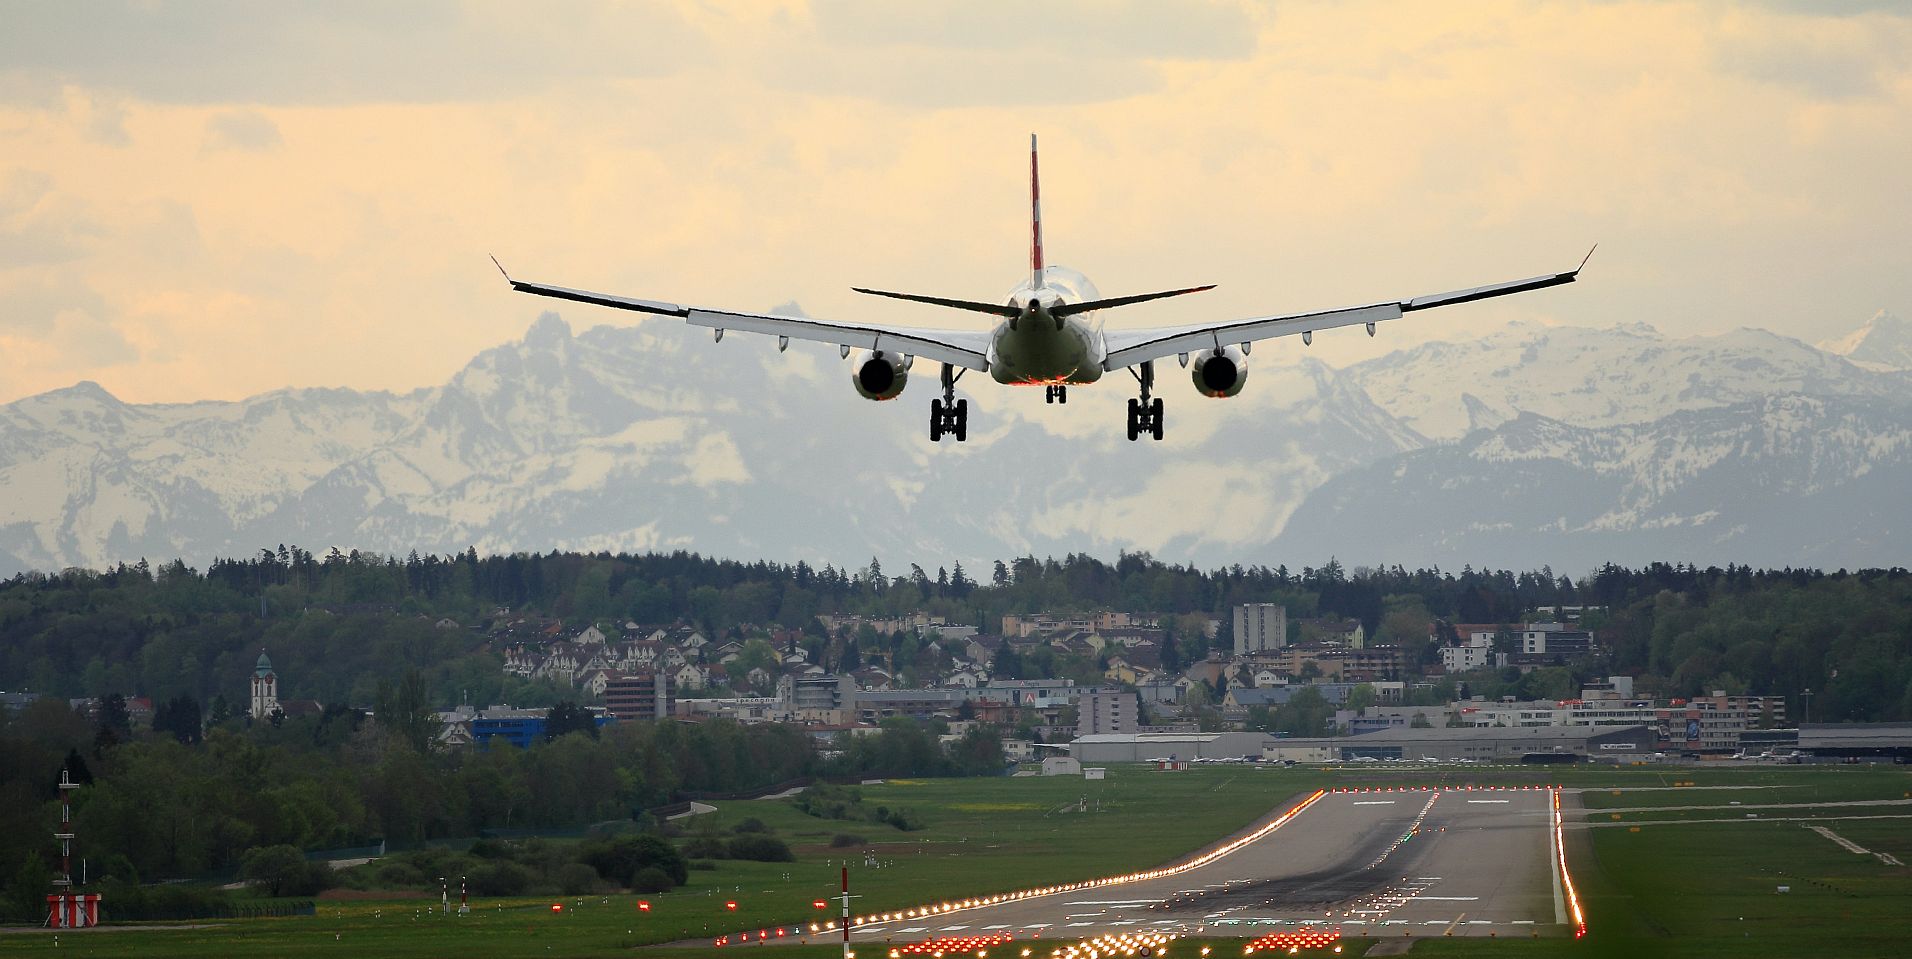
xmin=249 ymin=649 xmax=279 ymax=720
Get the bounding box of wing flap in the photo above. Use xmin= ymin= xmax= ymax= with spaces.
xmin=687 ymin=309 xmax=990 ymax=369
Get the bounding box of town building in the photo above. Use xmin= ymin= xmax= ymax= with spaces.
xmin=249 ymin=651 xmax=280 ymax=719
xmin=605 ymin=671 xmax=672 ymax=721
xmin=1076 ymin=689 xmax=1138 ymax=737
xmin=1233 ymin=603 xmax=1287 ymax=656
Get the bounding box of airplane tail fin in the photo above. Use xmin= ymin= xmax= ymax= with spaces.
xmin=1030 ymin=133 xmax=1044 ymax=290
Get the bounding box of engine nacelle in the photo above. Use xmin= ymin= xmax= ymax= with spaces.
xmin=852 ymin=350 xmax=909 ymax=401
xmin=1190 ymin=345 xmax=1248 ymax=397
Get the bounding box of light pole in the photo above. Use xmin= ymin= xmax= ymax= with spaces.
xmin=439 ymin=877 xmax=448 ymax=916
xmin=1801 ymin=688 xmax=1812 ymax=725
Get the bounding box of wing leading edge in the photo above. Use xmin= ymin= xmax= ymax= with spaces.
xmin=1101 ymin=250 xmax=1593 ymax=371
xmin=497 ymin=268 xmax=994 ymax=371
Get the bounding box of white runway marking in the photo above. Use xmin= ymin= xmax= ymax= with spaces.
xmin=1467 ymin=799 xmax=1509 ymax=804
xmin=941 ymin=924 xmax=969 ymax=930
xmin=1353 ymin=801 xmax=1396 ymax=806
xmin=983 ymin=924 xmax=1011 ymax=930
xmin=1066 ymin=921 xmax=1094 ymax=927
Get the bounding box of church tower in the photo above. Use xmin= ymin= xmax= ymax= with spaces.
xmin=249 ymin=650 xmax=280 ymax=719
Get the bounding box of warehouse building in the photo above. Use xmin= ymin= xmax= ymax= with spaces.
xmin=1260 ymin=724 xmax=1656 ymax=763
xmin=1070 ymin=732 xmax=1270 ymax=763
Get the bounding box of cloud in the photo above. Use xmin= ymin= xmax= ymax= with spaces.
xmin=0 ymin=0 xmax=706 ymax=105
xmin=47 ymin=308 xmax=138 ymax=366
xmin=0 ymin=170 xmax=102 ymax=268
xmin=812 ymin=0 xmax=1259 ymax=60
xmin=203 ymin=110 xmax=283 ymax=152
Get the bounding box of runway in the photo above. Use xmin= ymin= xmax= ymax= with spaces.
xmin=822 ymin=787 xmax=1564 ymax=945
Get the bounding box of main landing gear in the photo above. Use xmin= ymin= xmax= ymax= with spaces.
xmin=931 ymin=364 xmax=968 ymax=442
xmin=1127 ymin=361 xmax=1164 ymax=441
xmin=1044 ymin=384 xmax=1068 ymax=404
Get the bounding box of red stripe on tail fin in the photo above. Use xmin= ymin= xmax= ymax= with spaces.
xmin=1030 ymin=133 xmax=1044 ymax=289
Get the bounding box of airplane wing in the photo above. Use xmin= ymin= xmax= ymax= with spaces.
xmin=1100 ymin=250 xmax=1593 ymax=371
xmin=496 ymin=266 xmax=995 ymax=371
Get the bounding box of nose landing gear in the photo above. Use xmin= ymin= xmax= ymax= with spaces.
xmin=1044 ymin=384 xmax=1068 ymax=404
xmin=1126 ymin=362 xmax=1163 ymax=441
xmin=931 ymin=364 xmax=968 ymax=442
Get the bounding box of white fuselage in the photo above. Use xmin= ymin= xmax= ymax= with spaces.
xmin=986 ymin=265 xmax=1107 ymax=385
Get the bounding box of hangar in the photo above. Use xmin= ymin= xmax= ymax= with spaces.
xmin=1069 ymin=732 xmax=1268 ymax=763
xmin=1798 ymin=722 xmax=1912 ymax=762
xmin=1261 ymin=724 xmax=1656 ymax=763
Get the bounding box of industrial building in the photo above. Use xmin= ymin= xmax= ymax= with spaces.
xmin=1797 ymin=723 xmax=1912 ymax=762
xmin=1070 ymin=732 xmax=1270 ymax=763
xmin=1260 ymin=724 xmax=1656 ymax=763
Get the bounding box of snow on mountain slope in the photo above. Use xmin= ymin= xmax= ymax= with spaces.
xmin=2 ymin=312 xmax=1908 ymax=577
xmin=1344 ymin=321 xmax=1903 ymax=441
xmin=1274 ymin=393 xmax=1912 ymax=570
xmin=1818 ymin=309 xmax=1912 ymax=372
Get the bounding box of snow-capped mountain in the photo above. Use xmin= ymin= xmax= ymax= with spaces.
xmin=1818 ymin=310 xmax=1912 ymax=372
xmin=2 ymin=312 xmax=1907 ymax=576
xmin=1273 ymin=394 xmax=1912 ymax=571
xmin=1341 ymin=320 xmax=1904 ymax=441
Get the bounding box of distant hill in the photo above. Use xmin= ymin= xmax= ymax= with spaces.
xmin=2 ymin=310 xmax=1908 ymax=575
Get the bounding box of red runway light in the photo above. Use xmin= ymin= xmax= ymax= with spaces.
xmin=550 ymin=904 xmax=563 ymax=913
xmin=815 ymin=900 xmax=830 ymax=909
xmin=638 ymin=901 xmax=651 ymax=911
xmin=726 ymin=901 xmax=739 ymax=911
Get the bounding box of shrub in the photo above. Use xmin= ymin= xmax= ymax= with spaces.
xmin=469 ymin=862 xmax=533 ymax=897
xmin=683 ymin=836 xmax=730 ymax=860
xmin=829 ymin=834 xmax=866 ymax=848
xmin=630 ymin=866 xmax=675 ymax=893
xmin=733 ymin=817 xmax=769 ymax=834
xmin=557 ymin=862 xmax=599 ymax=896
xmin=726 ymin=834 xmax=794 ymax=863
xmin=579 ymin=834 xmax=689 ymax=887
xmin=688 ymin=860 xmax=717 ymax=871
xmin=469 ymin=838 xmax=517 ymax=860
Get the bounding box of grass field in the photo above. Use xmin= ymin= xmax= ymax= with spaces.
xmin=3 ymin=762 xmax=1908 ymax=959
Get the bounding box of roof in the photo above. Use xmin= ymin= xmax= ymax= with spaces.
xmin=1329 ymin=724 xmax=1653 ymax=744
xmin=1072 ymin=733 xmax=1223 ymax=744
xmin=1798 ymin=723 xmax=1912 ymax=749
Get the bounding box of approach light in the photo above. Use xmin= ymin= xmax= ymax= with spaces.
xmin=726 ymin=901 xmax=738 ymax=911
xmin=550 ymin=904 xmax=563 ymax=913
xmin=637 ymin=901 xmax=651 ymax=912
xmin=815 ymin=900 xmax=830 ymax=910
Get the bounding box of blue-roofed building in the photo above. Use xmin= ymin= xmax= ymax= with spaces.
xmin=469 ymin=706 xmax=612 ymax=749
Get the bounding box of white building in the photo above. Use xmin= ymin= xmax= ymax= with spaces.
xmin=249 ymin=651 xmax=280 ymax=719
xmin=1076 ymin=689 xmax=1139 ymax=738
xmin=1234 ymin=604 xmax=1287 ymax=656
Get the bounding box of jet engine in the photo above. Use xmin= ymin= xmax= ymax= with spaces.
xmin=1190 ymin=345 xmax=1247 ymax=398
xmin=852 ymin=350 xmax=909 ymax=401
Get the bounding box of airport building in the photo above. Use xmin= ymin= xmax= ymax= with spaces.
xmin=1070 ymin=731 xmax=1272 ymax=763
xmin=1259 ymin=724 xmax=1655 ymax=763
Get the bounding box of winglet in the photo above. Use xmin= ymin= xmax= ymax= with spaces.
xmin=1576 ymin=244 xmax=1598 ymax=275
xmin=489 ymin=255 xmax=513 ymax=283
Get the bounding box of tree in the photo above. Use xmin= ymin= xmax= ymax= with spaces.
xmin=153 ymin=694 xmax=203 ymax=745
xmin=241 ymin=844 xmax=310 ymax=897
xmin=374 ymin=670 xmax=438 ymax=753
xmin=545 ymin=701 xmax=599 ymax=741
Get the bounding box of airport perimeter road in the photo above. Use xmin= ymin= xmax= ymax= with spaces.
xmin=841 ymin=787 xmax=1561 ymax=944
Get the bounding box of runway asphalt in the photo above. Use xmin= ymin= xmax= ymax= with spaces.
xmin=827 ymin=787 xmax=1563 ymax=945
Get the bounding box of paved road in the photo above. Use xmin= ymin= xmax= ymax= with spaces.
xmin=832 ymin=787 xmax=1561 ymax=945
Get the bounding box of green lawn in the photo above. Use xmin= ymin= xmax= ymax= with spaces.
xmin=7 ymin=763 xmax=1911 ymax=959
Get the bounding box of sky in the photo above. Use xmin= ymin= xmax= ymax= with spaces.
xmin=1 ymin=0 xmax=1909 ymax=405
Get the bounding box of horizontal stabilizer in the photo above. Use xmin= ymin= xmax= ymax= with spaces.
xmin=1050 ymin=284 xmax=1216 ymax=318
xmin=851 ymin=287 xmax=1021 ymax=318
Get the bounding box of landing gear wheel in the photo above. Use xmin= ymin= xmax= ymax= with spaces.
xmin=1126 ymin=398 xmax=1141 ymax=441
xmin=1057 ymin=385 xmax=1068 ymax=404
xmin=931 ymin=365 xmax=969 ymax=443
xmin=1150 ymin=397 xmax=1164 ymax=441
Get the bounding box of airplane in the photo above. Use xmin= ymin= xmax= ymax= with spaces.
xmin=495 ymin=135 xmax=1590 ymax=443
